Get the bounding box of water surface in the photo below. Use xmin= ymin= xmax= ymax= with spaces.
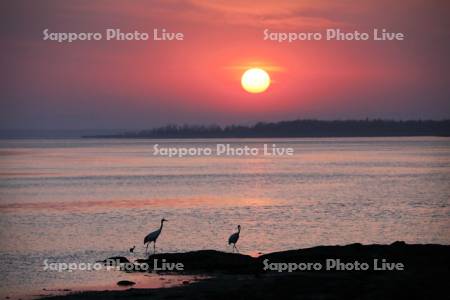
xmin=0 ymin=137 xmax=449 ymax=298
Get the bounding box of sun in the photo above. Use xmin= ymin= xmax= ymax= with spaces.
xmin=241 ymin=68 xmax=271 ymax=93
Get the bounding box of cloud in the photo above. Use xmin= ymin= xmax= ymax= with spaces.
xmin=185 ymin=0 xmax=351 ymax=28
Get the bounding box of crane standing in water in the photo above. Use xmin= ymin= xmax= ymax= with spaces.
xmin=144 ymin=218 xmax=167 ymax=255
xmin=228 ymin=225 xmax=241 ymax=253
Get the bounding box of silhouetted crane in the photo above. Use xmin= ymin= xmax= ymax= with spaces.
xmin=228 ymin=225 xmax=241 ymax=253
xmin=144 ymin=218 xmax=167 ymax=254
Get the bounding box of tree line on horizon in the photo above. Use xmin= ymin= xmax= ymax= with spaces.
xmin=88 ymin=119 xmax=450 ymax=138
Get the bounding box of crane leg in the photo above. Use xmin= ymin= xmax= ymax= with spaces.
xmin=145 ymin=243 xmax=149 ymax=255
xmin=154 ymin=242 xmax=156 ymax=254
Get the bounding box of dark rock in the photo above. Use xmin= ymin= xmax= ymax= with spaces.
xmin=122 ymin=242 xmax=450 ymax=276
xmin=116 ymin=280 xmax=135 ymax=286
xmin=140 ymin=250 xmax=257 ymax=274
xmin=391 ymin=241 xmax=407 ymax=247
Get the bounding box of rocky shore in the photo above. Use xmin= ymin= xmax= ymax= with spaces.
xmin=40 ymin=241 xmax=450 ymax=300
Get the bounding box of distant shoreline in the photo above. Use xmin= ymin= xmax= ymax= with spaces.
xmin=1 ymin=119 xmax=449 ymax=139
xmin=82 ymin=119 xmax=450 ymax=139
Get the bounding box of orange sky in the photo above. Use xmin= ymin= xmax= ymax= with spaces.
xmin=1 ymin=0 xmax=449 ymax=129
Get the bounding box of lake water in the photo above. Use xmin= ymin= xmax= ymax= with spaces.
xmin=0 ymin=137 xmax=449 ymax=298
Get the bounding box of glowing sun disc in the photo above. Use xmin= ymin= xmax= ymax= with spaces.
xmin=241 ymin=68 xmax=271 ymax=93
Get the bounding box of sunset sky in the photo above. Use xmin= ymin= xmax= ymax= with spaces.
xmin=1 ymin=0 xmax=449 ymax=130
